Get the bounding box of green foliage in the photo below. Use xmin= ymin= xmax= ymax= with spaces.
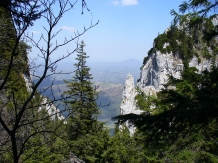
xmin=170 ymin=1 xmax=218 ymax=60
xmin=69 ymin=129 xmax=110 ymax=163
xmin=101 ymin=127 xmax=144 ymax=163
xmin=153 ymin=26 xmax=195 ymax=67
xmin=141 ymin=56 xmax=149 ymax=69
xmin=0 ymin=7 xmax=37 ymax=162
xmin=1 ymin=2 xmax=105 ymax=163
xmin=21 ymin=116 xmax=69 ymax=163
xmin=154 ymin=33 xmax=167 ymax=52
xmin=147 ymin=47 xmax=155 ymax=55
xmin=143 ymin=56 xmax=149 ymax=65
xmin=64 ymin=41 xmax=107 ymax=162
xmin=116 ymin=67 xmax=218 ymax=162
xmin=150 ymin=9 xmax=218 ymax=68
xmin=0 ymin=7 xmax=68 ymax=162
xmin=2 ymin=1 xmax=218 ymax=162
xmin=135 ymin=88 xmax=157 ymax=114
xmin=64 ymin=41 xmax=100 ymax=138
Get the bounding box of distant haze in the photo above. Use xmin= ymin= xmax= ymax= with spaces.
xmin=34 ymin=58 xmax=142 ymax=84
xmin=33 ymin=58 xmax=142 ymax=127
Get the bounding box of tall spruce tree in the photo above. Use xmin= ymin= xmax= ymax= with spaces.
xmin=64 ymin=41 xmax=105 ymax=162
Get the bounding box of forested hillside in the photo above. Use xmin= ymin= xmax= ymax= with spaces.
xmin=1 ymin=0 xmax=218 ymax=163
xmin=115 ymin=1 xmax=218 ymax=162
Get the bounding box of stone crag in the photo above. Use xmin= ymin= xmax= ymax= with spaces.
xmin=119 ymin=74 xmax=142 ymax=135
xmin=120 ymin=25 xmax=218 ymax=134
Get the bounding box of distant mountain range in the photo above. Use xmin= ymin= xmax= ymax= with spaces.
xmin=33 ymin=58 xmax=142 ymax=85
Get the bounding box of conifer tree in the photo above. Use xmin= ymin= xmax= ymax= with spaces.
xmin=101 ymin=126 xmax=144 ymax=163
xmin=0 ymin=1 xmax=98 ymax=162
xmin=64 ymin=41 xmax=105 ymax=162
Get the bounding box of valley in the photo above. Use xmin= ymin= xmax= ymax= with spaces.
xmin=33 ymin=58 xmax=141 ymax=128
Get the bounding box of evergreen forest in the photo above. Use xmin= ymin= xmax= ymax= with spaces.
xmin=0 ymin=0 xmax=218 ymax=163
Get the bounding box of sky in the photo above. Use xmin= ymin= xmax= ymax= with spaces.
xmin=28 ymin=0 xmax=184 ymax=63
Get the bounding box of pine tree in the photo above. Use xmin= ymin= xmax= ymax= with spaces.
xmin=0 ymin=1 xmax=98 ymax=162
xmin=115 ymin=67 xmax=218 ymax=162
xmin=64 ymin=41 xmax=105 ymax=162
xmin=101 ymin=126 xmax=144 ymax=163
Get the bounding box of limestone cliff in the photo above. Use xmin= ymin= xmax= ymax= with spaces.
xmin=23 ymin=60 xmax=65 ymax=121
xmin=120 ymin=52 xmax=215 ymax=134
xmin=138 ymin=51 xmax=183 ymax=92
xmin=120 ymin=19 xmax=218 ymax=134
xmin=120 ymin=74 xmax=139 ymax=115
xmin=24 ymin=73 xmax=65 ymax=121
xmin=137 ymin=52 xmax=214 ymax=94
xmin=119 ymin=74 xmax=142 ymax=135
xmin=39 ymin=97 xmax=65 ymax=121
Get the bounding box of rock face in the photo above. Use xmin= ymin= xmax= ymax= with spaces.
xmin=120 ymin=51 xmax=215 ymax=135
xmin=137 ymin=51 xmax=183 ymax=92
xmin=120 ymin=19 xmax=218 ymax=134
xmin=125 ymin=50 xmax=214 ymax=97
xmin=39 ymin=97 xmax=65 ymax=121
xmin=120 ymin=74 xmax=142 ymax=135
xmin=23 ymin=69 xmax=65 ymax=121
xmin=120 ymin=74 xmax=139 ymax=115
xmin=23 ymin=73 xmax=33 ymax=93
xmin=137 ymin=52 xmax=214 ymax=94
xmin=188 ymin=56 xmax=214 ymax=71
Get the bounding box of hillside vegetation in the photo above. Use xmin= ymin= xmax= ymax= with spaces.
xmin=1 ymin=0 xmax=218 ymax=162
xmin=115 ymin=1 xmax=218 ymax=162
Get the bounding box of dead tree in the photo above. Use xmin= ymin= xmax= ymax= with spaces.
xmin=0 ymin=0 xmax=98 ymax=162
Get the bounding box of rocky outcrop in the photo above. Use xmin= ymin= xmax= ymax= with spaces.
xmin=121 ymin=51 xmax=216 ymax=134
xmin=23 ymin=73 xmax=33 ymax=93
xmin=120 ymin=18 xmax=218 ymax=134
xmin=120 ymin=45 xmax=216 ymax=135
xmin=137 ymin=17 xmax=218 ymax=93
xmin=120 ymin=74 xmax=143 ymax=135
xmin=137 ymin=51 xmax=183 ymax=92
xmin=120 ymin=74 xmax=139 ymax=115
xmin=39 ymin=97 xmax=65 ymax=121
xmin=137 ymin=52 xmax=214 ymax=94
xmin=188 ymin=56 xmax=214 ymax=71
xmin=23 ymin=67 xmax=65 ymax=121
xmin=62 ymin=152 xmax=85 ymax=163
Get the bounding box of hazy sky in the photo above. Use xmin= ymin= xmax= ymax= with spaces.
xmin=28 ymin=0 xmax=184 ymax=63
